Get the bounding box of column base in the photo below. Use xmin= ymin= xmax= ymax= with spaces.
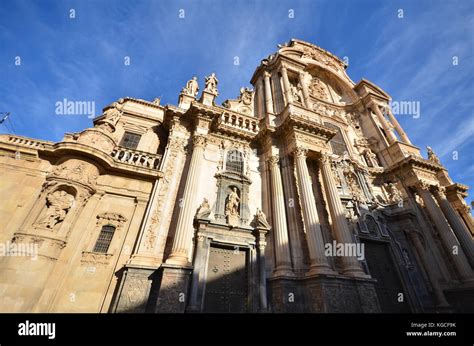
xmin=306 ymin=264 xmax=337 ymax=277
xmin=154 ymin=264 xmax=193 ymax=313
xmin=165 ymin=254 xmax=191 ymax=267
xmin=111 ymin=266 xmax=156 ymax=313
xmin=272 ymin=265 xmax=294 ymax=278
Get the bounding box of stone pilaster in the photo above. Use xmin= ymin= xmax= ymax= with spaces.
xmin=255 ymin=227 xmax=269 ymax=311
xmin=433 ymin=186 xmax=474 ymax=267
xmin=293 ymin=147 xmax=332 ymax=275
xmin=407 ymin=230 xmax=451 ymax=308
xmin=387 ymin=109 xmax=412 ymax=144
xmin=166 ymin=134 xmax=207 ymax=266
xmin=320 ymin=153 xmax=366 ymax=277
xmin=267 ymin=155 xmax=293 ymax=276
xmin=415 ymin=182 xmax=473 ymax=282
xmin=280 ymin=155 xmax=304 ymax=273
xmin=370 ymin=103 xmax=397 ymax=144
xmin=280 ymin=66 xmax=293 ymax=104
xmin=263 ymin=71 xmax=275 ymax=114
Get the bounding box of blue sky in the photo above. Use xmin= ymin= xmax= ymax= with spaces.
xmin=1 ymin=0 xmax=473 ymax=200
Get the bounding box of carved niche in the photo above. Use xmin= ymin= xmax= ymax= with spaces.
xmin=33 ymin=189 xmax=75 ymax=230
xmin=213 ymin=146 xmax=252 ymax=227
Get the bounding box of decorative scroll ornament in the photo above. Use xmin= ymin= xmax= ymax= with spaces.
xmin=254 ymin=208 xmax=271 ymax=229
xmin=308 ymin=77 xmax=329 ymax=101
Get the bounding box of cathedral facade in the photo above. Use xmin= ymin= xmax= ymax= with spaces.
xmin=0 ymin=39 xmax=473 ymax=313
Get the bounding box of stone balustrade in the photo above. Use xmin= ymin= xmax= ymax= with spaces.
xmin=111 ymin=146 xmax=162 ymax=170
xmin=219 ymin=112 xmax=258 ymax=133
xmin=5 ymin=135 xmax=48 ymax=149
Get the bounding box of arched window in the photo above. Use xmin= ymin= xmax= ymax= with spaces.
xmin=226 ymin=150 xmax=244 ymax=174
xmin=93 ymin=225 xmax=116 ymax=253
xmin=324 ymin=122 xmax=348 ymax=156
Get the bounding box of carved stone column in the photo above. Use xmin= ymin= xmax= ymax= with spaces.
xmin=263 ymin=71 xmax=275 ymax=114
xmin=433 ymin=186 xmax=474 ymax=267
xmin=299 ymin=72 xmax=311 ymax=108
xmin=415 ymin=182 xmax=473 ymax=281
xmin=255 ymin=227 xmax=269 ymax=311
xmin=320 ymin=153 xmax=366 ymax=277
xmin=166 ymin=134 xmax=207 ymax=266
xmin=293 ymin=147 xmax=332 ymax=274
xmin=267 ymin=155 xmax=293 ymax=276
xmin=387 ymin=109 xmax=412 ymax=144
xmin=370 ymin=103 xmax=397 ymax=144
xmin=280 ymin=66 xmax=293 ymax=104
xmin=407 ymin=230 xmax=450 ymax=308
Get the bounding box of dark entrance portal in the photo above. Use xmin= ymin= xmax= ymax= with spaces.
xmin=203 ymin=245 xmax=248 ymax=312
xmin=363 ymin=240 xmax=411 ymax=313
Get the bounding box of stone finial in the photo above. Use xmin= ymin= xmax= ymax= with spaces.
xmin=426 ymin=146 xmax=441 ymax=165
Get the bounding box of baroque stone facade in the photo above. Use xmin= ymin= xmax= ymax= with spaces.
xmin=0 ymin=39 xmax=473 ymax=313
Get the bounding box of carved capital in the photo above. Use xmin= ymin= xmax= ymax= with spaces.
xmin=267 ymin=155 xmax=279 ymax=167
xmin=434 ymin=186 xmax=447 ymax=199
xmin=192 ymin=134 xmax=207 ymax=148
xmin=168 ymin=137 xmax=187 ymax=153
xmin=263 ymin=71 xmax=272 ymax=79
xmin=320 ymin=152 xmax=332 ymax=166
xmin=293 ymin=146 xmax=308 ymax=159
xmin=413 ymin=181 xmax=432 ymax=192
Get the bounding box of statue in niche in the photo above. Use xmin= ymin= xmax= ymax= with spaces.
xmin=225 ymin=187 xmax=240 ymax=217
xmin=384 ymin=182 xmax=403 ymax=204
xmin=290 ymin=83 xmax=303 ymax=103
xmin=426 ymin=146 xmax=441 ymax=165
xmin=364 ymin=149 xmax=379 ymax=167
xmin=255 ymin=208 xmax=270 ymax=229
xmin=182 ymin=76 xmax=199 ymax=97
xmin=225 ymin=187 xmax=240 ymax=227
xmin=196 ymin=198 xmax=211 ymax=219
xmin=35 ymin=190 xmax=75 ymax=229
xmin=204 ymin=73 xmax=219 ymax=95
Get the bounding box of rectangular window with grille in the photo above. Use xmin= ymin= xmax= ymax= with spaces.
xmin=93 ymin=225 xmax=115 ymax=253
xmin=120 ymin=132 xmax=141 ymax=150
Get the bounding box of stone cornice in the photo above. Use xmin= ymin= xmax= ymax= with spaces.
xmin=274 ymin=104 xmax=337 ymax=141
xmin=0 ymin=135 xmax=163 ymax=178
xmin=384 ymin=154 xmax=443 ymax=175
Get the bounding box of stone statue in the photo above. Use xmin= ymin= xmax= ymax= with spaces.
xmin=182 ymin=76 xmax=199 ymax=97
xmin=225 ymin=187 xmax=240 ymax=217
xmin=385 ymin=182 xmax=403 ymax=204
xmin=255 ymin=208 xmax=270 ymax=229
xmin=365 ymin=149 xmax=379 ymax=167
xmin=36 ymin=190 xmax=75 ymax=229
xmin=291 ymin=84 xmax=302 ymax=103
xmin=196 ymin=198 xmax=211 ymax=219
xmin=204 ymin=73 xmax=219 ymax=95
xmin=426 ymin=146 xmax=441 ymax=165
